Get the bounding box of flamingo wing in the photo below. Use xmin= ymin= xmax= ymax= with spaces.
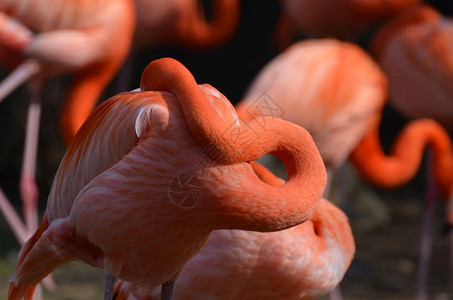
xmin=46 ymin=91 xmax=170 ymax=221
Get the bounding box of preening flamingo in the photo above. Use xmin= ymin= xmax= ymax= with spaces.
xmin=113 ymin=161 xmax=355 ymax=300
xmin=8 ymin=58 xmax=327 ymax=300
xmin=236 ymin=38 xmax=453 ymax=297
xmin=370 ymin=4 xmax=453 ymax=129
xmin=0 ymin=0 xmax=135 ymax=257
xmin=275 ymin=0 xmax=421 ymax=48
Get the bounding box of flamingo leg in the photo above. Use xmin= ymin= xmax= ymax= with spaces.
xmin=323 ymin=167 xmax=333 ymax=199
xmin=416 ymin=153 xmax=437 ymax=300
xmin=0 ymin=191 xmax=55 ymax=294
xmin=0 ymin=187 xmax=29 ymax=243
xmin=104 ymin=274 xmax=116 ymax=300
xmin=20 ymin=79 xmax=42 ymax=233
xmin=329 ymin=284 xmax=343 ymax=300
xmin=0 ymin=60 xmax=40 ymax=103
xmin=450 ymin=227 xmax=453 ymax=296
xmin=161 ymin=280 xmax=175 ymax=300
xmin=322 ymin=167 xmax=344 ymax=300
xmin=328 ymin=165 xmax=345 ymax=300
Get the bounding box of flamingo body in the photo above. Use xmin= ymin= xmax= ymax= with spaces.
xmin=114 ymin=197 xmax=355 ymax=300
xmin=113 ymin=161 xmax=354 ymax=299
xmin=8 ymin=58 xmax=327 ymax=299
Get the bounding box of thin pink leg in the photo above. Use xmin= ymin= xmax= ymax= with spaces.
xmin=0 ymin=187 xmax=29 ymax=243
xmin=0 ymin=188 xmax=55 ymax=293
xmin=20 ymin=79 xmax=42 ymax=233
xmin=323 ymin=167 xmax=344 ymax=300
xmin=416 ymin=153 xmax=436 ymax=300
xmin=0 ymin=60 xmax=39 ymax=103
xmin=329 ymin=284 xmax=343 ymax=300
xmin=104 ymin=274 xmax=116 ymax=300
xmin=450 ymin=227 xmax=453 ymax=296
xmin=161 ymin=280 xmax=176 ymax=300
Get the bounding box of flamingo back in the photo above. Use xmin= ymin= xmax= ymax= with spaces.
xmin=372 ymin=5 xmax=453 ymax=128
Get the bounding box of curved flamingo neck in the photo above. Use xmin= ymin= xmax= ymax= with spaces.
xmin=142 ymin=58 xmax=327 ymax=232
xmin=59 ymin=61 xmax=121 ymax=145
xmin=350 ymin=119 xmax=453 ymax=200
xmin=174 ymin=0 xmax=239 ymax=50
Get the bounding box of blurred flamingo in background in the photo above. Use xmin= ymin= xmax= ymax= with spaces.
xmin=113 ymin=161 xmax=355 ymax=300
xmin=0 ymin=0 xmax=135 ymax=254
xmin=370 ymin=4 xmax=453 ymax=297
xmin=274 ymin=0 xmax=421 ymax=49
xmin=237 ymin=39 xmax=387 ymax=187
xmin=8 ymin=58 xmax=327 ymax=300
xmin=370 ymin=4 xmax=453 ymax=130
xmin=236 ymin=38 xmax=453 ymax=298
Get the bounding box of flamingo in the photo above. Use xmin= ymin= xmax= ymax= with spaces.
xmin=274 ymin=0 xmax=421 ymax=49
xmin=113 ymin=161 xmax=355 ymax=300
xmin=236 ymin=38 xmax=453 ymax=297
xmin=8 ymin=58 xmax=327 ymax=300
xmin=0 ymin=0 xmax=136 ymax=143
xmin=0 ymin=0 xmax=135 ymax=257
xmin=369 ymin=5 xmax=453 ymax=297
xmin=236 ymin=39 xmax=387 ymax=180
xmin=369 ymin=4 xmax=453 ymax=130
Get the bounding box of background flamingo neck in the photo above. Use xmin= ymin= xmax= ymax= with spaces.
xmin=59 ymin=64 xmax=117 ymax=145
xmin=350 ymin=119 xmax=453 ymax=199
xmin=173 ymin=0 xmax=239 ymax=50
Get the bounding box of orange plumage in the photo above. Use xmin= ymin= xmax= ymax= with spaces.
xmin=370 ymin=4 xmax=453 ymax=129
xmin=8 ymin=58 xmax=327 ymax=300
xmin=113 ymin=162 xmax=355 ymax=300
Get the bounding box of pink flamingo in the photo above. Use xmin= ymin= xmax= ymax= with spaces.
xmin=236 ymin=38 xmax=453 ymax=297
xmin=370 ymin=5 xmax=453 ymax=297
xmin=0 ymin=0 xmax=135 ymax=252
xmin=370 ymin=4 xmax=453 ymax=130
xmin=113 ymin=161 xmax=355 ymax=300
xmin=8 ymin=58 xmax=327 ymax=300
